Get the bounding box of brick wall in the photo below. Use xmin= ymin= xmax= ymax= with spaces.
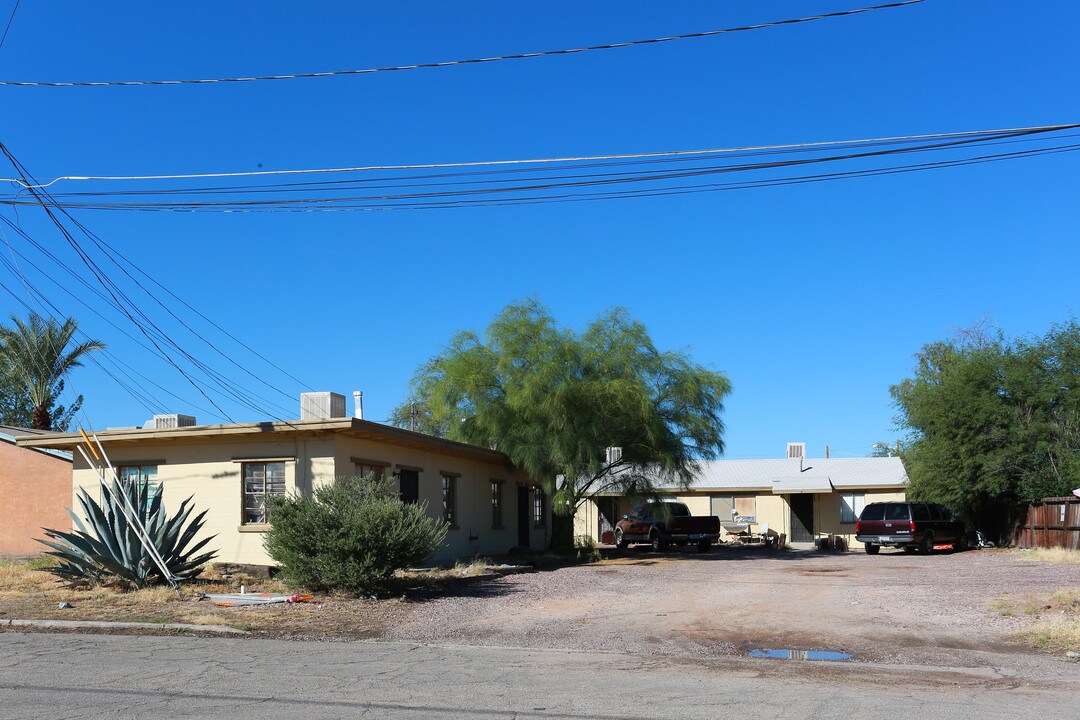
xmin=0 ymin=441 xmax=72 ymax=556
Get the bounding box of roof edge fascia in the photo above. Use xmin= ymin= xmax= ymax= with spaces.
xmin=14 ymin=418 xmax=508 ymax=464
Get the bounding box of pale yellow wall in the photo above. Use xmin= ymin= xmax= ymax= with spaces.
xmin=75 ymin=434 xmax=554 ymax=567
xmin=816 ymin=489 xmax=907 ymax=546
xmin=332 ymin=437 xmax=540 ymax=562
xmin=571 ymin=489 xmax=907 ymax=547
xmin=72 ymin=436 xmax=335 ymax=566
xmin=575 ymin=498 xmax=598 ymax=541
xmin=673 ymin=494 xmax=710 ymax=517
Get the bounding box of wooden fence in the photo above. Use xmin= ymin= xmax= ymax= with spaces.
xmin=1008 ymin=497 xmax=1080 ymax=550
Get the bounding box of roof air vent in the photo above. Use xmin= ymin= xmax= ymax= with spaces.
xmin=300 ymin=392 xmax=347 ymax=420
xmin=153 ymin=414 xmax=196 ymax=429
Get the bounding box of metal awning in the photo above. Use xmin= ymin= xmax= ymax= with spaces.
xmin=770 ymin=475 xmax=834 ymax=494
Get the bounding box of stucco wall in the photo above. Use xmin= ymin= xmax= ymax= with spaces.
xmin=72 ymin=436 xmax=329 ymax=566
xmin=333 ymin=437 xmax=543 ymax=561
xmin=574 ymin=489 xmax=908 ymax=548
xmin=71 ymin=433 xmax=547 ymax=567
xmin=0 ymin=441 xmax=72 ymax=556
xmin=816 ymin=489 xmax=907 ymax=544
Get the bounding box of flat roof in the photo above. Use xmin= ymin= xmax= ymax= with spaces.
xmin=14 ymin=417 xmax=510 ymax=465
xmin=0 ymin=425 xmax=73 ymax=462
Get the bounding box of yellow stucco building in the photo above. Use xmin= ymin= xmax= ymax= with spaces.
xmin=19 ymin=415 xmax=548 ymax=567
xmin=574 ymin=451 xmax=907 ymax=549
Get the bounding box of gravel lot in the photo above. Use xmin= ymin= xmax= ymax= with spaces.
xmin=5 ymin=546 xmax=1077 ymax=683
xmin=372 ymin=546 xmax=1078 ymax=675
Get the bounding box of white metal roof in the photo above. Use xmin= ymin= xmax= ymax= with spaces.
xmin=673 ymin=456 xmax=907 ymax=492
xmin=0 ymin=425 xmax=73 ymax=461
xmin=770 ymin=475 xmax=834 ymax=494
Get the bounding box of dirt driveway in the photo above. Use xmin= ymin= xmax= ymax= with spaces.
xmin=374 ymin=547 xmax=1076 ymax=676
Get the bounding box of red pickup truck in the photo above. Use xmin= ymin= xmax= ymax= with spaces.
xmin=614 ymin=501 xmax=722 ymax=552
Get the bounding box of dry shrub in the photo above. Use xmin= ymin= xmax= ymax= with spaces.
xmin=1008 ymin=547 xmax=1080 ymax=565
xmin=989 ymin=588 xmax=1080 ymax=652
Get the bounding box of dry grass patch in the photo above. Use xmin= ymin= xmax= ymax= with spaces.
xmin=1007 ymin=547 xmax=1080 ymax=565
xmin=0 ymin=559 xmax=294 ymax=631
xmin=0 ymin=558 xmax=516 ymax=639
xmin=989 ymin=588 xmax=1080 ymax=653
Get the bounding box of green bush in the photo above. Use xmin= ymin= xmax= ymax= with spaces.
xmin=264 ymin=475 xmax=448 ymax=595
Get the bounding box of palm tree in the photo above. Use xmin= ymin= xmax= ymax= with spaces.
xmin=0 ymin=313 xmax=104 ymax=430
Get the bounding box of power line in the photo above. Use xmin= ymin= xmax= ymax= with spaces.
xmin=3 ymin=125 xmax=1073 ymax=213
xmin=4 ymin=119 xmax=1056 ymax=190
xmin=65 ymin=139 xmax=1074 ymax=214
xmin=0 ymin=214 xmax=235 ymax=418
xmin=0 ymin=0 xmax=20 ymax=53
xmin=0 ymin=142 xmax=242 ymax=422
xmin=0 ymin=1 xmax=925 ymax=88
xmin=0 ymin=144 xmax=311 ymax=422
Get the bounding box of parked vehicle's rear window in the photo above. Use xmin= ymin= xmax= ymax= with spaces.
xmin=650 ymin=502 xmax=690 ymax=518
xmin=885 ymin=503 xmax=910 ymax=521
xmin=859 ymin=504 xmax=885 ymax=521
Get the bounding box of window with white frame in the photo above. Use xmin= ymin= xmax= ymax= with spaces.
xmin=840 ymin=492 xmax=866 ymax=524
xmin=243 ymin=461 xmax=286 ymax=525
xmin=441 ymin=473 xmax=457 ymax=526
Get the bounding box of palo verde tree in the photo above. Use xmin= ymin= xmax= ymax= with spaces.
xmin=388 ymin=390 xmax=451 ymax=438
xmin=0 ymin=313 xmax=104 ymax=431
xmin=892 ymin=319 xmax=1080 ymax=533
xmin=408 ymin=299 xmax=732 ymax=551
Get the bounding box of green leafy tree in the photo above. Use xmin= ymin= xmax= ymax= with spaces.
xmin=892 ymin=320 xmax=1080 ymax=532
xmin=388 ymin=392 xmax=450 ymax=437
xmin=264 ymin=475 xmax=449 ymax=595
xmin=869 ymin=440 xmax=905 ymax=458
xmin=0 ymin=313 xmax=103 ymax=430
xmin=1 ymin=374 xmax=82 ymax=431
xmin=409 ymin=299 xmax=731 ymax=550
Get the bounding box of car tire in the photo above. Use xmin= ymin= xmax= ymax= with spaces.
xmin=920 ymin=533 xmax=934 ymax=555
xmin=650 ymin=531 xmax=668 ymax=552
xmin=697 ymin=539 xmax=711 ymax=553
xmin=953 ymin=534 xmax=966 ymax=552
xmin=864 ymin=542 xmax=879 ymax=555
xmin=614 ymin=530 xmax=628 ymax=550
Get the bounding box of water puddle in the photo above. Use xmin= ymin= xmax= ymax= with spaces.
xmin=748 ymin=648 xmax=851 ymax=662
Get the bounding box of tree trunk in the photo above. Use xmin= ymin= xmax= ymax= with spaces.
xmin=31 ymin=404 xmax=51 ymax=431
xmin=548 ymin=513 xmax=575 ymax=554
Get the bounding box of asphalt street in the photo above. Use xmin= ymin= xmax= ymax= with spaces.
xmin=0 ymin=632 xmax=1077 ymax=720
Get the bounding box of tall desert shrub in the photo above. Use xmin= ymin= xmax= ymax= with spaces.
xmin=264 ymin=475 xmax=448 ymax=594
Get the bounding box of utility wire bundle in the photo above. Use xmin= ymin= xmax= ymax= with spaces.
xmin=2 ymin=124 xmax=1077 ymax=214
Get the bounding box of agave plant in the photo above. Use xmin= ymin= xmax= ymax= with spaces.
xmin=37 ymin=476 xmax=218 ymax=589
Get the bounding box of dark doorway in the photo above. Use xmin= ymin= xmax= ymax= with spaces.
xmin=517 ymin=484 xmax=530 ymax=548
xmin=398 ymin=469 xmax=419 ymax=505
xmin=598 ymin=497 xmax=620 ymax=541
xmin=789 ymin=494 xmax=814 ymax=542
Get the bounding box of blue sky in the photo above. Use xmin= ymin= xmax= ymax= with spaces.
xmin=0 ymin=1 xmax=1077 ymax=459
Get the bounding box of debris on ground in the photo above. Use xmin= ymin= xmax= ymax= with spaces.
xmin=195 ymin=593 xmax=313 ymax=607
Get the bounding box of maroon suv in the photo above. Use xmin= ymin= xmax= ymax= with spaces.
xmin=855 ymin=501 xmax=965 ymax=554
